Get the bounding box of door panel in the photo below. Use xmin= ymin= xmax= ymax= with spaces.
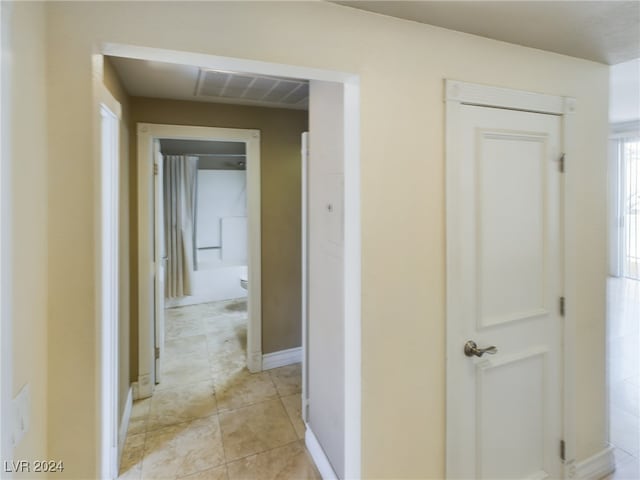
xmin=308 ymin=80 xmax=345 ymax=478
xmin=447 ymin=104 xmax=563 ymax=479
xmin=478 ymin=134 xmax=547 ymax=326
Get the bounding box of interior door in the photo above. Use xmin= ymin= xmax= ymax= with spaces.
xmin=447 ymin=104 xmax=564 ymax=479
xmin=153 ymin=140 xmax=166 ymax=383
xmin=308 ymin=80 xmax=345 ymax=478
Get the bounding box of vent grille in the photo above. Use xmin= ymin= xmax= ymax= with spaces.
xmin=197 ymin=69 xmax=308 ymax=108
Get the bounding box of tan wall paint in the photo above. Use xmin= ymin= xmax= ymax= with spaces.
xmin=43 ymin=2 xmax=608 ymax=477
xmin=128 ymin=98 xmax=307 ymax=380
xmin=103 ymin=57 xmax=132 ymax=427
xmin=9 ymin=1 xmax=49 ymax=469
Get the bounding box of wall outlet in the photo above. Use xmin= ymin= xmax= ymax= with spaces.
xmin=12 ymin=383 xmax=30 ymax=447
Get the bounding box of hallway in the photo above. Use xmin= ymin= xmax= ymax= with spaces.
xmin=118 ymin=299 xmax=318 ymax=479
xmin=606 ymin=277 xmax=640 ymax=479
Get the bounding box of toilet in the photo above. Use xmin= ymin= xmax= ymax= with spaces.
xmin=240 ymin=274 xmax=248 ymax=290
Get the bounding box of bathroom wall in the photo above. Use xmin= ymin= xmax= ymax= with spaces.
xmin=166 ymin=168 xmax=249 ymax=307
xmin=128 ymin=97 xmax=308 ymax=381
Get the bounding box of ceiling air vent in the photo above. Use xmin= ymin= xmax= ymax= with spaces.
xmin=196 ymin=69 xmax=308 ymax=108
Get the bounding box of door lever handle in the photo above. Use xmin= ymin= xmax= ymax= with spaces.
xmin=464 ymin=340 xmax=498 ymax=358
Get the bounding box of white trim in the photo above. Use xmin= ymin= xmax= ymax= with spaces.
xmin=117 ymin=387 xmax=133 ymax=467
xmin=444 ymin=79 xmax=575 ymax=478
xmin=0 ymin=0 xmax=14 ymax=470
xmin=569 ymin=447 xmax=614 ymax=480
xmin=262 ymin=347 xmax=302 ymax=370
xmin=305 ymin=426 xmax=339 ymax=480
xmin=301 ymin=132 xmax=309 ymax=423
xmin=94 ymin=68 xmax=121 ymax=479
xmin=137 ymin=123 xmax=262 ymax=387
xmin=562 ymin=94 xmax=577 ymax=474
xmin=342 ymin=80 xmax=362 ymax=480
xmin=445 ymin=79 xmax=575 ymax=115
xmin=102 ymin=43 xmax=356 ymax=85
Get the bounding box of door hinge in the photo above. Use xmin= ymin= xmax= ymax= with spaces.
xmin=155 ymin=347 xmax=160 ymax=359
xmin=153 ymin=163 xmax=158 ymax=175
xmin=559 ymin=153 xmax=565 ymax=173
xmin=559 ymin=296 xmax=565 ymax=317
xmin=560 ymin=439 xmax=566 ymax=462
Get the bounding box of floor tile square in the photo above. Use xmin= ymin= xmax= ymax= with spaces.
xmin=156 ymin=353 xmax=212 ymax=391
xmin=269 ymin=363 xmax=302 ymax=396
xmin=147 ymin=381 xmax=217 ymax=432
xmin=219 ymin=399 xmax=297 ymax=461
xmin=214 ymin=369 xmax=278 ymax=412
xmin=142 ymin=417 xmax=225 ymax=479
xmin=165 ymin=335 xmax=208 ymax=358
xmin=177 ymin=466 xmax=228 ymax=480
xmin=280 ymin=394 xmax=305 ymax=440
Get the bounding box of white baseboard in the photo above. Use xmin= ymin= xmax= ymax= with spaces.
xmin=262 ymin=346 xmax=302 ymax=370
xmin=305 ymin=426 xmax=338 ymax=480
xmin=118 ymin=387 xmax=133 ymax=466
xmin=131 ymin=381 xmax=140 ymax=401
xmin=573 ymin=446 xmax=614 ymax=480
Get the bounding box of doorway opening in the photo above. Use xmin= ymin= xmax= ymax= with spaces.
xmin=137 ymin=124 xmax=262 ymax=395
xmin=97 ymin=85 xmax=122 ymax=480
xmin=95 ymin=44 xmax=361 ymax=480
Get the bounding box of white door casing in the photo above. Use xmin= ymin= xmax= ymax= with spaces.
xmin=97 ymin=83 xmax=121 ymax=479
xmin=301 ymin=131 xmax=310 ymax=423
xmin=446 ymin=80 xmax=574 ymax=479
xmin=153 ymin=140 xmax=165 ymax=382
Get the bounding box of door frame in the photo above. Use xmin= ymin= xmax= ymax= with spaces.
xmin=137 ymin=123 xmax=261 ymax=396
xmin=444 ymin=79 xmax=577 ymax=477
xmin=99 ymin=43 xmax=361 ymax=479
xmin=95 ymin=82 xmax=122 ymax=480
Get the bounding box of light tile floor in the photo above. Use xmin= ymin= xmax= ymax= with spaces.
xmin=119 ymin=299 xmax=319 ymax=480
xmin=605 ymin=277 xmax=640 ymax=480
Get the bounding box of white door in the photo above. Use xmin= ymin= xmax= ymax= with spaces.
xmin=153 ymin=140 xmax=166 ymax=383
xmin=308 ymin=81 xmax=345 ymax=478
xmin=447 ymin=103 xmax=564 ymax=479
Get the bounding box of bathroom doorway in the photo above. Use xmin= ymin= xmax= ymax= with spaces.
xmin=137 ymin=124 xmax=261 ymax=393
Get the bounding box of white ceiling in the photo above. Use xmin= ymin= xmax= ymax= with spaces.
xmin=336 ymin=1 xmax=640 ymax=65
xmin=108 ymin=56 xmax=309 ymax=110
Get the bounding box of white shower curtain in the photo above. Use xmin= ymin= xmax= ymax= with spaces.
xmin=164 ymin=155 xmax=198 ymax=298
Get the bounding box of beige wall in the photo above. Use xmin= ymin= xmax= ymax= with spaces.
xmin=43 ymin=2 xmax=609 ymax=478
xmin=9 ymin=1 xmax=49 ymax=470
xmin=103 ymin=57 xmax=132 ymax=427
xmin=127 ymin=98 xmax=307 ymax=380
